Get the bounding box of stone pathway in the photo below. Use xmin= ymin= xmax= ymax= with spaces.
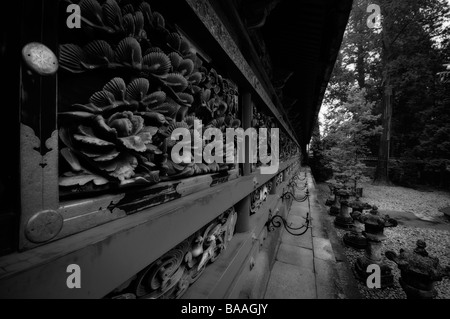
xmin=264 ymin=168 xmax=361 ymax=299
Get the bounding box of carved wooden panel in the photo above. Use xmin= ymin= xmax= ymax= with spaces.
xmin=14 ymin=0 xmax=301 ymax=253
xmin=106 ymin=206 xmax=238 ymax=299
xmin=49 ymin=0 xmax=243 ymax=241
xmin=276 ymin=171 xmax=284 ymax=187
xmin=185 ymin=0 xmax=298 ymax=144
xmin=250 ymin=182 xmax=271 ymax=215
xmin=251 ymin=104 xmax=299 ymax=168
xmin=58 ymin=0 xmax=241 ymax=193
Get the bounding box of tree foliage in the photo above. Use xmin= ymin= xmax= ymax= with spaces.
xmin=322 ymin=88 xmax=382 ymax=189
xmin=379 ymin=0 xmax=450 ymax=159
xmin=319 ymin=0 xmax=450 ymax=188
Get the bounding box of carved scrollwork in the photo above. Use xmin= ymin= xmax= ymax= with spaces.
xmin=110 ymin=206 xmax=238 ymax=299
xmin=276 ymin=171 xmax=284 ymax=187
xmin=250 ymin=183 xmax=269 ymax=215
xmin=251 ymin=104 xmax=298 ymax=164
xmin=280 ymin=130 xmax=299 ymax=161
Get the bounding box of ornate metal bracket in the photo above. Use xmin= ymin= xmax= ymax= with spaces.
xmin=293 ymin=173 xmax=307 ymax=181
xmin=288 ymin=179 xmax=307 ymax=189
xmin=266 ymin=169 xmax=312 ymax=236
xmin=280 ymin=189 xmax=309 ymax=202
xmin=265 ymin=210 xmax=312 ymax=236
xmin=287 ymin=180 xmax=300 ymax=188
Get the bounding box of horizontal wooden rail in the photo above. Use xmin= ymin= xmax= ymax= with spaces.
xmin=0 ymin=158 xmax=297 ymax=298
xmin=181 ymin=188 xmax=289 ymax=299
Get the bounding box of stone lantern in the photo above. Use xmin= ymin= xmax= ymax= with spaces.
xmin=329 ymin=191 xmax=340 ymax=215
xmin=326 ymin=181 xmax=343 ymax=215
xmin=386 ymin=240 xmax=450 ymax=299
xmin=343 ymin=210 xmax=367 ymax=249
xmin=343 ymin=201 xmax=373 ymax=249
xmin=334 ymin=189 xmax=354 ymax=229
xmin=349 ymin=197 xmax=372 ymax=214
xmin=325 ymin=182 xmax=335 ymax=206
xmin=354 ymin=206 xmax=398 ymax=288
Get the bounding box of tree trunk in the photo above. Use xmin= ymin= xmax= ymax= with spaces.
xmin=356 ymin=41 xmax=366 ymax=89
xmin=355 ymin=1 xmax=366 ymax=90
xmin=373 ymin=81 xmax=392 ymax=185
xmin=374 ymin=15 xmax=393 ymax=186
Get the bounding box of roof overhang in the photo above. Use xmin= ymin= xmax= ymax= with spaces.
xmin=259 ymin=0 xmax=353 ymax=146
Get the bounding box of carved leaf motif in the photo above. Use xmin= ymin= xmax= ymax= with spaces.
xmin=59 ymin=174 xmax=109 ymax=187
xmin=59 ymin=44 xmax=85 ymax=72
xmin=83 ymin=40 xmax=115 ymax=65
xmin=79 ymin=0 xmax=104 ymax=26
xmin=119 ymin=135 xmax=149 ymax=152
xmin=142 ymin=91 xmax=166 ymax=108
xmin=115 ymin=37 xmax=142 ymax=68
xmin=177 ymin=59 xmax=194 ymax=76
xmin=143 ymin=52 xmax=171 ymax=75
xmin=103 ymin=77 xmax=127 ymax=101
xmin=73 ymin=134 xmax=116 ymax=147
xmin=163 ymin=73 xmax=188 ymax=93
xmin=146 ymin=143 xmax=162 ymax=154
xmin=102 ymin=153 xmax=138 ymax=180
xmin=125 ymin=78 xmax=150 ymax=102
xmin=102 ymin=0 xmax=123 ymax=30
xmin=60 ymin=147 xmax=82 ymax=172
xmin=92 ymin=149 xmax=120 ymax=162
xmin=107 ymin=111 xmax=144 ymax=137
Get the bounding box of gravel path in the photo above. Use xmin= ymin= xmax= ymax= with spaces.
xmin=360 ymin=183 xmax=450 ymax=222
xmin=317 ymin=182 xmax=450 ymax=299
xmin=335 ymin=226 xmax=450 ymax=299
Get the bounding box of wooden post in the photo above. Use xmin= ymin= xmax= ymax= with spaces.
xmin=283 ymin=168 xmax=289 ymax=182
xmin=234 ymin=196 xmax=252 ymax=233
xmin=235 ymin=91 xmax=252 ymax=233
xmin=243 ymin=92 xmax=252 ymax=176
xmin=269 ymin=177 xmax=277 ymax=195
xmin=19 ymin=0 xmax=61 ymax=250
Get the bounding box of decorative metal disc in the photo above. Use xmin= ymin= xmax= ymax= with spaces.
xmin=22 ymin=42 xmax=58 ymax=75
xmin=25 ymin=210 xmax=63 ymax=243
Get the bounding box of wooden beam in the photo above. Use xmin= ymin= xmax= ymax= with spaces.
xmin=182 ymin=180 xmax=290 ymax=298
xmin=0 ymin=158 xmax=296 ymax=298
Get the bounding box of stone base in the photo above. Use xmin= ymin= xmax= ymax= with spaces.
xmin=343 ymin=232 xmax=367 ymax=249
xmin=329 ymin=206 xmax=339 ymax=216
xmin=399 ymin=277 xmax=437 ymax=299
xmin=444 ymin=209 xmax=450 ymax=219
xmin=334 ymin=216 xmax=354 ymax=229
xmin=354 ymin=258 xmax=394 ymax=288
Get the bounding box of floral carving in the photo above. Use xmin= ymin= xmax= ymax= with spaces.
xmin=58 ymin=0 xmax=241 ymax=195
xmin=185 ymin=0 xmax=290 ymax=136
xmin=250 ymin=183 xmax=269 ymax=215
